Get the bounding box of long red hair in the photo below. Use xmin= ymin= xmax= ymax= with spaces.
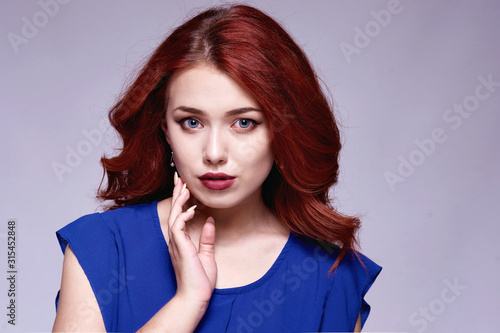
xmin=98 ymin=4 xmax=361 ymax=270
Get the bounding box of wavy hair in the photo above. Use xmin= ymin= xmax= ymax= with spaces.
xmin=98 ymin=4 xmax=361 ymax=270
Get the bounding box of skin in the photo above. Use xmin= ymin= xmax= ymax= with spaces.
xmin=159 ymin=64 xmax=290 ymax=290
xmin=52 ymin=64 xmax=362 ymax=332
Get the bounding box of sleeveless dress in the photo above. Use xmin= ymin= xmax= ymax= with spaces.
xmin=55 ymin=201 xmax=381 ymax=332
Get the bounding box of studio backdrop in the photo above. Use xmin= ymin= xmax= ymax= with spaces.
xmin=1 ymin=0 xmax=499 ymax=332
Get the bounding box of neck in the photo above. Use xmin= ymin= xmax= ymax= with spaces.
xmin=186 ymin=192 xmax=285 ymax=242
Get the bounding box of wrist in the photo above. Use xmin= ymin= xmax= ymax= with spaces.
xmin=172 ymin=293 xmax=210 ymax=322
xmin=139 ymin=295 xmax=209 ymax=332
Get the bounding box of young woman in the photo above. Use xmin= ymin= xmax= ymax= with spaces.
xmin=53 ymin=4 xmax=381 ymax=332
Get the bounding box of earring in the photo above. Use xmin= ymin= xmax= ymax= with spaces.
xmin=170 ymin=151 xmax=175 ymax=167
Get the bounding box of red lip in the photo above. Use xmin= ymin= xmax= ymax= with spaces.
xmin=199 ymin=172 xmax=235 ymax=180
xmin=199 ymin=173 xmax=235 ymax=190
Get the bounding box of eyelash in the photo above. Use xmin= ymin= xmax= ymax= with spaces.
xmin=177 ymin=117 xmax=261 ymax=131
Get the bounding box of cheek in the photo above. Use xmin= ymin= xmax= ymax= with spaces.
xmin=234 ymin=136 xmax=274 ymax=167
xmin=165 ymin=126 xmax=192 ymax=166
xmin=165 ymin=120 xmax=187 ymax=151
xmin=170 ymin=145 xmax=198 ymax=182
xmin=243 ymin=131 xmax=272 ymax=155
xmin=171 ymin=140 xmax=199 ymax=169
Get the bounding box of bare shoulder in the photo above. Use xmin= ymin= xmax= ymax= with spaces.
xmin=52 ymin=245 xmax=105 ymax=332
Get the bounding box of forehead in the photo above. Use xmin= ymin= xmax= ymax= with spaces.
xmin=166 ymin=65 xmax=261 ymax=114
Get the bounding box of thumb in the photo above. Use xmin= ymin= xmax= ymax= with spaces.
xmin=198 ymin=217 xmax=215 ymax=256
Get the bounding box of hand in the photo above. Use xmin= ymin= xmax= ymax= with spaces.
xmin=167 ymin=173 xmax=217 ymax=308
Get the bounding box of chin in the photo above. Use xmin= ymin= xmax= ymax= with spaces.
xmin=192 ymin=193 xmax=244 ymax=210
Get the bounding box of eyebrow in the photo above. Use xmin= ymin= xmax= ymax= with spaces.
xmin=172 ymin=106 xmax=262 ymax=116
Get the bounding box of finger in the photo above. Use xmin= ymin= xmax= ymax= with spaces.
xmin=172 ymin=182 xmax=187 ymax=207
xmin=169 ymin=208 xmax=194 ymax=252
xmin=168 ymin=183 xmax=189 ymax=230
xmin=170 ymin=209 xmax=197 ymax=253
xmin=171 ymin=172 xmax=183 ymax=208
xmin=198 ymin=217 xmax=215 ymax=257
xmin=174 ymin=171 xmax=179 ymax=187
xmin=170 ymin=206 xmax=196 ymax=237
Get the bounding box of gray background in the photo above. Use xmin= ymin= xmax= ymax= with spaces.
xmin=1 ymin=0 xmax=499 ymax=332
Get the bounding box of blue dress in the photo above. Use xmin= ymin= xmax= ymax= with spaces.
xmin=55 ymin=200 xmax=381 ymax=332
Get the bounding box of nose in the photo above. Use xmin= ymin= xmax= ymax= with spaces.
xmin=203 ymin=128 xmax=228 ymax=165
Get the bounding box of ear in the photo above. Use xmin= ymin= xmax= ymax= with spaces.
xmin=160 ymin=118 xmax=171 ymax=146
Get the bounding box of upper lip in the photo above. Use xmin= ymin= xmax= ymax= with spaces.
xmin=199 ymin=172 xmax=235 ymax=180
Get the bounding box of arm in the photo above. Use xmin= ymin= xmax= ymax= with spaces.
xmin=136 ymin=294 xmax=207 ymax=332
xmin=54 ymin=174 xmax=216 ymax=332
xmin=52 ymin=246 xmax=211 ymax=332
xmin=354 ymin=313 xmax=361 ymax=332
xmin=52 ymin=245 xmax=105 ymax=332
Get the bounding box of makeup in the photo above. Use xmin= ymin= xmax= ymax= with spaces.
xmin=199 ymin=173 xmax=236 ymax=190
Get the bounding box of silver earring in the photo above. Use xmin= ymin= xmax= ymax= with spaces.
xmin=170 ymin=151 xmax=175 ymax=167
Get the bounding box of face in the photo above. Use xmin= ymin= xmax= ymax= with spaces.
xmin=162 ymin=64 xmax=274 ymax=209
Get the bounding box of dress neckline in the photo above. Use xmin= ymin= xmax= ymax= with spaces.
xmin=150 ymin=199 xmax=294 ymax=295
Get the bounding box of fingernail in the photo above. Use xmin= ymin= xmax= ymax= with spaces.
xmin=207 ymin=216 xmax=214 ymax=224
xmin=186 ymin=205 xmax=197 ymax=212
xmin=174 ymin=172 xmax=178 ymax=185
xmin=180 ymin=183 xmax=187 ymax=194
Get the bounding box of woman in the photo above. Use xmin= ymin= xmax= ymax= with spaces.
xmin=53 ymin=4 xmax=381 ymax=332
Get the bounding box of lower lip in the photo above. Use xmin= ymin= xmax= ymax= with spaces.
xmin=199 ymin=178 xmax=235 ymax=190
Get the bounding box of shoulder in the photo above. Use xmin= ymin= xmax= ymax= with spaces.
xmin=290 ymin=236 xmax=382 ymax=331
xmin=53 ymin=245 xmax=106 ymax=331
xmin=287 ymin=234 xmax=341 ymax=273
xmin=263 ymin=234 xmax=381 ymax=330
xmin=58 ymin=201 xmax=157 ymax=236
xmin=54 ymin=201 xmax=162 ymax=331
xmin=56 ymin=201 xmax=160 ymax=256
xmin=288 ymin=234 xmax=381 ymax=288
xmin=333 ymin=249 xmax=382 ymax=296
xmin=99 ymin=200 xmax=158 ymax=225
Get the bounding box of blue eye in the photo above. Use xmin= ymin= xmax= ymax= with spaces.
xmin=181 ymin=118 xmax=200 ymax=129
xmin=236 ymin=119 xmax=255 ymax=129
